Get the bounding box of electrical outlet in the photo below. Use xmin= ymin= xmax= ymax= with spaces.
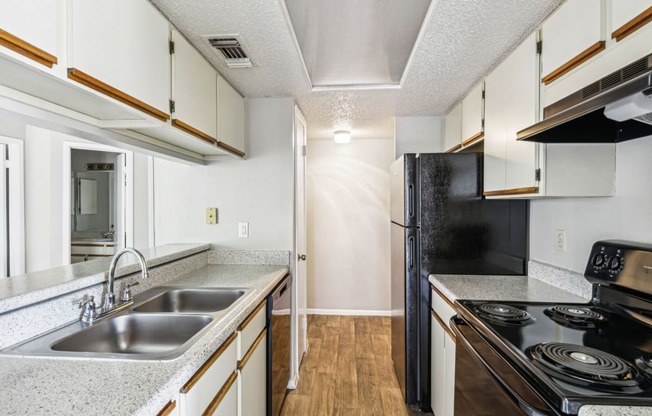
xmin=556 ymin=229 xmax=566 ymax=252
xmin=238 ymin=222 xmax=249 ymax=238
xmin=206 ymin=208 xmax=217 ymax=224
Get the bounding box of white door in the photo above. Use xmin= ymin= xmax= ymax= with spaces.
xmin=293 ymin=106 xmax=308 ymax=383
xmin=114 ymin=153 xmax=127 ymax=250
xmin=0 ymin=144 xmax=7 ymax=278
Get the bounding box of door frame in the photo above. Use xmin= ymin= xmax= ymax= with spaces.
xmin=0 ymin=135 xmax=25 ymax=277
xmin=62 ymin=142 xmax=133 ymax=263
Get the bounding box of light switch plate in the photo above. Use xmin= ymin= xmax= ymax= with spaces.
xmin=238 ymin=222 xmax=249 ymax=238
xmin=206 ymin=208 xmax=217 ymax=224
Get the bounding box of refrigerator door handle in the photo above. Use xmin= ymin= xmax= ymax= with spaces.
xmin=408 ymin=184 xmax=414 ymax=218
xmin=408 ymin=236 xmax=415 ymax=270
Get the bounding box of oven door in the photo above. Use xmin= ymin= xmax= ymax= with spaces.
xmin=451 ymin=317 xmax=560 ymax=416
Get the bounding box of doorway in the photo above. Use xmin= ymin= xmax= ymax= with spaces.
xmin=63 ymin=143 xmax=133 ymax=265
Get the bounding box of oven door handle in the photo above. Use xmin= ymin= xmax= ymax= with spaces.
xmin=451 ymin=317 xmax=555 ymax=416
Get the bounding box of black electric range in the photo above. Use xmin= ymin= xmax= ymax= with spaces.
xmin=451 ymin=241 xmax=652 ymax=416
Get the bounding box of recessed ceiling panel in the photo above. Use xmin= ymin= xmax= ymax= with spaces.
xmin=284 ymin=0 xmax=432 ymax=88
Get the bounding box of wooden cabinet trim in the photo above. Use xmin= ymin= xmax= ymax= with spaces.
xmin=445 ymin=144 xmax=463 ymax=153
xmin=180 ymin=332 xmax=237 ymax=394
xmin=0 ymin=28 xmax=57 ymax=68
xmin=237 ymin=300 xmax=267 ymax=331
xmin=216 ymin=141 xmax=245 ymax=158
xmin=201 ymin=370 xmax=238 ymax=416
xmin=484 ymin=186 xmax=539 ymax=197
xmin=171 ymin=119 xmax=218 ymax=145
xmin=67 ymin=68 xmax=170 ymax=122
xmin=431 ymin=285 xmax=456 ymax=310
xmin=431 ymin=309 xmax=456 ymax=342
xmin=156 ymin=400 xmax=176 ymax=416
xmin=541 ymin=41 xmax=606 ymax=85
xmin=612 ymin=6 xmax=652 ymax=42
xmin=238 ymin=328 xmax=266 ymax=370
xmin=461 ymin=132 xmax=484 ymax=147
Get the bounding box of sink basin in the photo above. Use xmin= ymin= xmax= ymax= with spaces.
xmin=51 ymin=314 xmax=213 ymax=355
xmin=133 ymin=288 xmax=246 ymax=313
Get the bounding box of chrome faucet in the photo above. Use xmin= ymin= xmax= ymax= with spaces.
xmin=101 ymin=248 xmax=149 ymax=313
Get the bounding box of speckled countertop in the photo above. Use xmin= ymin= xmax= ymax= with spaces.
xmin=428 ymin=274 xmax=590 ymax=304
xmin=429 ymin=273 xmax=652 ymax=416
xmin=0 ymin=263 xmax=288 ymax=416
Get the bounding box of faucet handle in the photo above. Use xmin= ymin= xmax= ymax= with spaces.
xmin=74 ymin=295 xmax=97 ymax=323
xmin=121 ymin=282 xmax=140 ymax=303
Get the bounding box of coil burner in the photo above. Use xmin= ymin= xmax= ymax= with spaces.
xmin=544 ymin=306 xmax=607 ymax=329
xmin=473 ymin=303 xmax=534 ymax=326
xmin=529 ymin=343 xmax=643 ymax=390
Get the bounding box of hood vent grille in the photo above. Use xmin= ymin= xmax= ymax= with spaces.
xmin=581 ymin=57 xmax=649 ymax=101
xmin=202 ymin=35 xmax=253 ymax=68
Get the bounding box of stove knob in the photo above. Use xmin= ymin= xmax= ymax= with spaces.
xmin=608 ymin=256 xmax=624 ymax=272
xmin=591 ymin=253 xmax=606 ymax=268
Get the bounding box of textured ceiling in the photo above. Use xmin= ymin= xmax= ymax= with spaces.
xmin=149 ymin=0 xmax=563 ymax=140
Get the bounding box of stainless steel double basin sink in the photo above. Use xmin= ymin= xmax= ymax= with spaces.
xmin=3 ymin=287 xmax=249 ymax=360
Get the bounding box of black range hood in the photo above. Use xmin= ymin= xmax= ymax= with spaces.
xmin=518 ymin=53 xmax=652 ymax=143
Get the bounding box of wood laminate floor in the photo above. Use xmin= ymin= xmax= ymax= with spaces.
xmin=281 ymin=315 xmax=419 ymax=416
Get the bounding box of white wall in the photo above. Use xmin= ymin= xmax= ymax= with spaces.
xmin=394 ymin=116 xmax=445 ymax=158
xmin=153 ymin=98 xmax=295 ymax=250
xmin=530 ymin=138 xmax=652 ymax=273
xmin=306 ymin=137 xmax=393 ymax=313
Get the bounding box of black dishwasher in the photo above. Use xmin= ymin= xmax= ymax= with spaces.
xmin=267 ymin=274 xmax=292 ymax=416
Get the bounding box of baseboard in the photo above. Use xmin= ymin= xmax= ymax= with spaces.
xmin=307 ymin=308 xmax=392 ymax=317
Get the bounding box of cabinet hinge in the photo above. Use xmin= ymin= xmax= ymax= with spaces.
xmin=535 ymin=168 xmax=541 ymax=182
xmin=536 ymin=40 xmax=542 ymax=54
xmin=302 ymin=145 xmax=307 ymax=156
xmin=481 ymin=90 xmax=485 ymax=100
xmin=481 ymin=119 xmax=485 ymax=129
xmin=169 ymin=40 xmax=175 ymax=54
xmin=169 ymin=100 xmax=176 ymax=114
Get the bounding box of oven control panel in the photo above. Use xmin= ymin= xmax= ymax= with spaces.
xmin=584 ymin=240 xmax=652 ymax=295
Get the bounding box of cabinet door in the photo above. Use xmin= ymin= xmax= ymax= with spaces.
xmin=541 ymin=0 xmax=604 ymax=84
xmin=443 ymin=102 xmax=462 ymax=152
xmin=0 ymin=0 xmax=58 ymax=67
xmin=611 ymin=0 xmax=652 ymax=41
xmin=207 ymin=372 xmax=238 ymax=416
xmin=217 ymin=75 xmax=246 ymax=156
xmin=69 ymin=0 xmax=170 ymax=121
xmin=461 ymin=82 xmax=483 ymax=144
xmin=443 ymin=331 xmax=456 ymax=416
xmin=238 ymin=329 xmax=267 ymax=416
xmin=484 ymin=32 xmax=539 ymax=195
xmin=171 ymin=30 xmax=218 ymax=142
xmin=430 ymin=315 xmax=445 ymax=416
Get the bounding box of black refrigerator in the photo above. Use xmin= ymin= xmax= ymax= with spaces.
xmin=390 ymin=153 xmax=528 ymax=410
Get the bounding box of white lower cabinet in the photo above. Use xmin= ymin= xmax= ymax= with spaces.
xmin=179 ymin=333 xmax=238 ymax=416
xmin=431 ymin=288 xmax=456 ymax=416
xmin=237 ymin=301 xmax=267 ymax=416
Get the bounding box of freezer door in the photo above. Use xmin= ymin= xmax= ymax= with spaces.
xmin=391 ymin=222 xmax=419 ymax=404
xmin=390 ymin=154 xmax=417 ymax=227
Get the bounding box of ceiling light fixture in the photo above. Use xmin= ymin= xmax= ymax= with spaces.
xmin=334 ymin=130 xmax=351 ymax=144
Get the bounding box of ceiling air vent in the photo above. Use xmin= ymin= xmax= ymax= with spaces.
xmin=202 ymin=35 xmax=253 ymax=68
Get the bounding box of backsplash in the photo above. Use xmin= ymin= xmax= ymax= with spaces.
xmin=208 ymin=249 xmax=291 ymax=266
xmin=528 ymin=260 xmax=592 ymax=300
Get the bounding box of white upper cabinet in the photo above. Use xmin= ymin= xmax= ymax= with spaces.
xmin=611 ymin=0 xmax=652 ymax=41
xmin=217 ymin=75 xmax=245 ymax=157
xmin=541 ymin=0 xmax=604 ymax=85
xmin=461 ymin=81 xmax=484 ymax=145
xmin=444 ymin=102 xmax=462 ymax=152
xmin=0 ymin=0 xmax=58 ymax=68
xmin=171 ymin=30 xmax=218 ymax=142
xmin=69 ymin=0 xmax=170 ymax=121
xmin=484 ymin=33 xmax=539 ymax=196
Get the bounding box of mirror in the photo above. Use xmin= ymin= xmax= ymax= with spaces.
xmin=78 ymin=178 xmax=98 ymax=215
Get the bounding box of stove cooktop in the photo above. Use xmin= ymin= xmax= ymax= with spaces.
xmin=457 ymin=299 xmax=652 ymax=408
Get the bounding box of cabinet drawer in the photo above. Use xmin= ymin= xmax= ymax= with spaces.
xmin=180 ymin=332 xmax=237 ymax=415
xmin=237 ymin=300 xmax=266 ymax=360
xmin=431 ymin=287 xmax=456 ymax=331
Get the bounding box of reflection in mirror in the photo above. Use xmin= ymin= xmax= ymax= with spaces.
xmin=78 ymin=178 xmax=97 ymax=215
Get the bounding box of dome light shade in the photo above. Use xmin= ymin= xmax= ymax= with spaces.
xmin=334 ymin=130 xmax=351 ymax=144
